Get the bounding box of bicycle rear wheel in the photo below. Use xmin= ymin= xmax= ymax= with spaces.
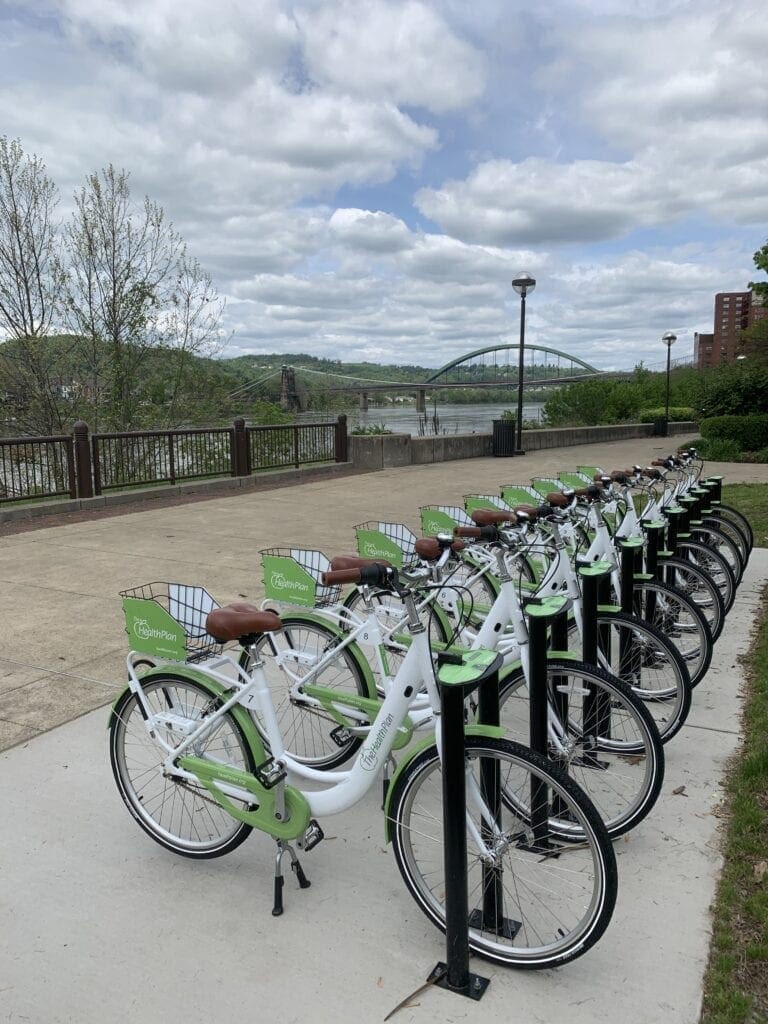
xmin=110 ymin=675 xmax=255 ymax=857
xmin=242 ymin=618 xmax=371 ymax=769
xmin=389 ymin=737 xmax=617 ymax=969
xmin=498 ymin=660 xmax=664 ymax=838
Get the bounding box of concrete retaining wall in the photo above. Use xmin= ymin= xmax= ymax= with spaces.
xmin=348 ymin=421 xmax=697 ymax=468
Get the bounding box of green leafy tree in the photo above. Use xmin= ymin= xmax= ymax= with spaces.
xmin=749 ymin=239 xmax=768 ymax=301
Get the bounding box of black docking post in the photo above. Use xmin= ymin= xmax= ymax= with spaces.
xmin=579 ymin=563 xmax=613 ymax=744
xmin=426 ymin=649 xmax=503 ymax=1002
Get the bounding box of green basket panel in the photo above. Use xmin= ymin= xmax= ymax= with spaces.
xmin=122 ymin=597 xmax=188 ymax=661
xmin=355 ymin=529 xmax=406 ymax=568
xmin=420 ymin=506 xmax=472 ymax=533
xmin=531 ymin=477 xmax=567 ymax=496
xmin=464 ymin=494 xmax=504 ymax=513
xmin=499 ymin=485 xmax=539 ymax=507
xmin=558 ymin=471 xmax=593 ymax=489
xmin=262 ymin=555 xmax=318 ymax=607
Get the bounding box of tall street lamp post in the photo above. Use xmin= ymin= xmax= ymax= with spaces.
xmin=512 ymin=273 xmax=536 ymax=455
xmin=662 ymin=331 xmax=677 ymax=438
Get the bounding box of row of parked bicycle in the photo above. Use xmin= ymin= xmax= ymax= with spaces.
xmin=109 ymin=448 xmax=751 ymax=969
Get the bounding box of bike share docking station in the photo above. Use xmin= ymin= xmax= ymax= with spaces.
xmin=428 ymin=592 xmax=570 ymax=1001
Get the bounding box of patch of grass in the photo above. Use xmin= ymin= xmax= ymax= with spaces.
xmin=700 ymin=583 xmax=768 ymax=1024
xmin=721 ymin=484 xmax=768 ymax=548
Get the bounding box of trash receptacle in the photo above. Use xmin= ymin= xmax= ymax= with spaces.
xmin=652 ymin=417 xmax=667 ymax=437
xmin=492 ymin=419 xmax=516 ymax=456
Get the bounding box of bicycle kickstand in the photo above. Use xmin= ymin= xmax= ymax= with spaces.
xmin=272 ymin=839 xmax=312 ymax=917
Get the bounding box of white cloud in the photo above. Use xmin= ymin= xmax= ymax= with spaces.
xmin=329 ymin=209 xmax=413 ymax=252
xmin=298 ymin=0 xmax=486 ymax=113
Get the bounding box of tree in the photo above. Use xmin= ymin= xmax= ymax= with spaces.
xmin=0 ymin=137 xmax=62 ymax=339
xmin=60 ymin=165 xmax=184 ymax=431
xmin=749 ymin=239 xmax=768 ymax=301
xmin=157 ymin=254 xmax=228 ymax=427
xmin=737 ymin=317 xmax=768 ymax=365
xmin=0 ymin=138 xmax=71 ymax=434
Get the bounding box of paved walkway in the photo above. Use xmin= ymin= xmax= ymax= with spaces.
xmin=0 ymin=434 xmax=766 ymax=1023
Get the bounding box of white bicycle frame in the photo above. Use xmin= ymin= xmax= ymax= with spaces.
xmin=124 ymin=609 xmax=501 ymax=858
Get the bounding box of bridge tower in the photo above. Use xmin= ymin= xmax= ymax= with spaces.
xmin=279 ymin=365 xmax=302 ymax=412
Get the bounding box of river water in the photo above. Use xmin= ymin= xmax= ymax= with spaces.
xmin=299 ymin=401 xmax=545 ymax=435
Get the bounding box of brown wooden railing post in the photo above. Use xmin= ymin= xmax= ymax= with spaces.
xmin=233 ymin=418 xmax=250 ymax=476
xmin=335 ymin=414 xmax=348 ymax=463
xmin=72 ymin=421 xmax=94 ymax=498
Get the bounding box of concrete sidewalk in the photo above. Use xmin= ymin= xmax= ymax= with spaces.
xmin=0 ymin=434 xmax=766 ymax=1022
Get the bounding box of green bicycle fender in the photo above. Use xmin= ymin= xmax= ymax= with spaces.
xmin=111 ymin=666 xmax=313 ymax=840
xmin=108 ymin=665 xmax=269 ymax=766
xmin=383 ymin=723 xmax=506 ymax=842
xmin=268 ymin=609 xmax=378 ymax=699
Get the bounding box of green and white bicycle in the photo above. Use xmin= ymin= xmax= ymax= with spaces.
xmin=110 ymin=572 xmax=617 ymax=969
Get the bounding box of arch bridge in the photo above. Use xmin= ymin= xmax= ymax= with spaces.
xmin=277 ymin=343 xmax=601 ymax=412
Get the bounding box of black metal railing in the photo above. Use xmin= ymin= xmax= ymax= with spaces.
xmin=0 ymin=435 xmax=76 ymax=503
xmin=0 ymin=415 xmax=348 ymax=504
xmin=92 ymin=427 xmax=235 ymax=493
xmin=247 ymin=421 xmax=337 ymax=472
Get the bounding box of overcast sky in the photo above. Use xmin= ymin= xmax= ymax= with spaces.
xmin=2 ymin=0 xmax=767 ymax=369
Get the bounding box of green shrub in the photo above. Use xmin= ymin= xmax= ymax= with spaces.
xmin=699 ymin=414 xmax=768 ymax=451
xmin=754 ymin=447 xmax=768 ymax=464
xmin=350 ymin=422 xmax=392 ymax=435
xmin=638 ymin=406 xmax=695 ymax=422
xmin=696 ymin=438 xmax=742 ymax=461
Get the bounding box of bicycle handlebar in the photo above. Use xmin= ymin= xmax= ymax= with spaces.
xmin=454 ymin=525 xmax=499 ymax=542
xmin=322 ymin=563 xmax=395 ymax=587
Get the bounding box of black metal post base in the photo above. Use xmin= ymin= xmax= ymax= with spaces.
xmin=427 ymin=962 xmax=490 ymax=1001
xmin=468 ymin=908 xmax=522 ymax=939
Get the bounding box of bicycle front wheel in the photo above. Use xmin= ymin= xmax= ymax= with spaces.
xmin=660 ymin=556 xmax=726 ymax=641
xmin=633 ymin=579 xmax=713 ymax=687
xmin=675 ymin=539 xmax=736 ymax=612
xmin=242 ymin=618 xmax=371 ymax=769
xmin=389 ymin=737 xmax=617 ymax=969
xmin=498 ymin=661 xmax=664 ymax=838
xmin=110 ymin=675 xmax=255 ymax=858
xmin=571 ymin=611 xmax=692 ymax=744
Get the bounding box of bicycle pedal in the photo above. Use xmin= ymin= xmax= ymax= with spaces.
xmin=329 ymin=725 xmax=353 ymax=748
xmin=255 ymin=757 xmax=288 ymax=789
xmin=298 ymin=819 xmax=324 ymax=853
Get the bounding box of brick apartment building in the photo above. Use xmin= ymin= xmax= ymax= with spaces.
xmin=694 ymin=289 xmax=768 ymax=369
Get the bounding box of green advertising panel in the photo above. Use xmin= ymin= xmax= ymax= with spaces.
xmin=464 ymin=494 xmax=500 ymax=514
xmin=262 ymin=555 xmax=317 ymax=607
xmin=499 ymin=485 xmax=539 ymax=507
xmin=122 ymin=597 xmax=187 ymax=661
xmin=531 ymin=477 xmax=566 ymax=497
xmin=354 ymin=530 xmax=404 ymax=567
xmin=421 ymin=505 xmax=462 ymax=536
xmin=558 ymin=471 xmax=592 ymax=489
